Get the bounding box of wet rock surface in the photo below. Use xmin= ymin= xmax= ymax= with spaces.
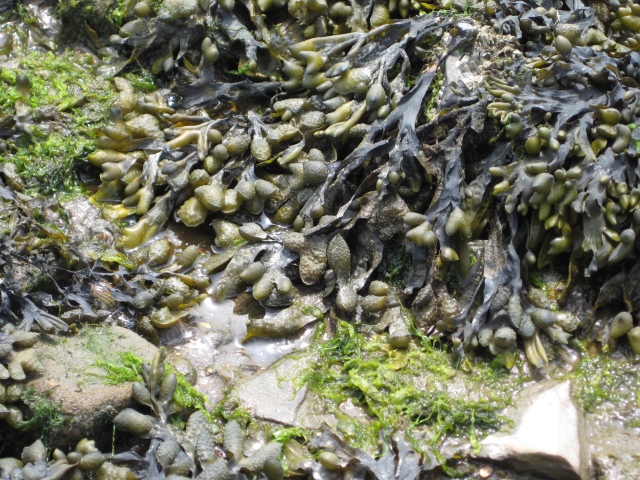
xmin=26 ymin=326 xmax=157 ymax=449
xmin=478 ymin=380 xmax=587 ymax=480
xmin=230 ymin=354 xmax=313 ymax=426
xmin=590 ymin=423 xmax=640 ymax=480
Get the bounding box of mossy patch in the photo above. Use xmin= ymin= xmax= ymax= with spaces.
xmin=0 ymin=50 xmax=116 ymax=194
xmin=297 ymin=320 xmax=522 ymax=464
xmin=20 ymin=388 xmax=70 ymax=447
xmin=563 ymin=340 xmax=640 ymax=419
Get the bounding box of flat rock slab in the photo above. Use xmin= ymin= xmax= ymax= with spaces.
xmin=478 ymin=380 xmax=587 ymax=480
xmin=227 ymin=351 xmax=335 ymax=428
xmin=27 ymin=326 xmax=157 ymax=449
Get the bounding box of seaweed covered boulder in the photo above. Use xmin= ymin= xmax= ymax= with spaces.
xmin=25 ymin=325 xmax=157 ymax=449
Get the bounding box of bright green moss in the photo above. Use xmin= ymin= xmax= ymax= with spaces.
xmin=0 ymin=50 xmax=116 ymax=194
xmin=297 ymin=320 xmax=521 ymax=461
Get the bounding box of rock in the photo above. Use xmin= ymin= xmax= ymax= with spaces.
xmin=26 ymin=325 xmax=157 ymax=450
xmin=226 ymin=351 xmax=335 ymax=428
xmin=125 ymin=113 xmax=163 ymax=140
xmin=591 ymin=425 xmax=640 ymax=480
xmin=162 ymin=0 xmax=198 ymax=19
xmin=231 ymin=354 xmax=311 ymax=425
xmin=586 ymin=369 xmax=640 ymax=480
xmin=477 ymin=380 xmax=587 ymax=480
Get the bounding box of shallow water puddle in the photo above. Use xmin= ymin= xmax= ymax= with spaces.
xmin=168 ymin=289 xmax=316 ymax=404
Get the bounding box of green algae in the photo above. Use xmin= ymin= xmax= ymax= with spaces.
xmin=95 ymin=351 xmax=211 ymax=416
xmin=214 ymin=406 xmax=254 ymax=424
xmin=297 ymin=320 xmax=522 ymax=458
xmin=528 ymin=269 xmax=566 ymax=312
xmin=124 ymin=69 xmax=158 ymax=93
xmin=107 ymin=0 xmax=164 ymax=27
xmin=379 ymin=240 xmax=411 ymax=289
xmin=272 ymin=426 xmax=311 ymax=444
xmin=20 ymin=388 xmax=70 ymax=447
xmin=80 ymin=326 xmax=211 ymax=418
xmin=1 ymin=50 xmax=116 ymax=195
xmin=564 ymin=340 xmax=640 ymax=415
xmin=9 ymin=132 xmax=95 ymax=195
xmin=3 ymin=50 xmax=114 ymax=117
xmin=424 ymin=69 xmax=443 ymax=122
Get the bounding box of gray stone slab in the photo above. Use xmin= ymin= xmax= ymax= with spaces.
xmin=478 ymin=380 xmax=587 ymax=480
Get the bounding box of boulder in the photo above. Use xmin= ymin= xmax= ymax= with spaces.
xmin=477 ymin=380 xmax=588 ymax=480
xmin=26 ymin=325 xmax=157 ymax=450
xmin=589 ymin=410 xmax=640 ymax=480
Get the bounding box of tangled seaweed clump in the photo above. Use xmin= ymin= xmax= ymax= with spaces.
xmin=77 ymin=0 xmax=640 ymax=368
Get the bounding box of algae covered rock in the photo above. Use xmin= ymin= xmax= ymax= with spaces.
xmin=25 ymin=326 xmax=157 ymax=449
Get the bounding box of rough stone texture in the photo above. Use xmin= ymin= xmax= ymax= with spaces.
xmin=478 ymin=380 xmax=587 ymax=480
xmin=591 ymin=426 xmax=640 ymax=480
xmin=588 ymin=410 xmax=640 ymax=480
xmin=227 ymin=351 xmax=335 ymax=428
xmin=26 ymin=326 xmax=157 ymax=450
xmin=234 ymin=356 xmax=308 ymax=425
xmin=162 ymin=0 xmax=198 ymax=19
